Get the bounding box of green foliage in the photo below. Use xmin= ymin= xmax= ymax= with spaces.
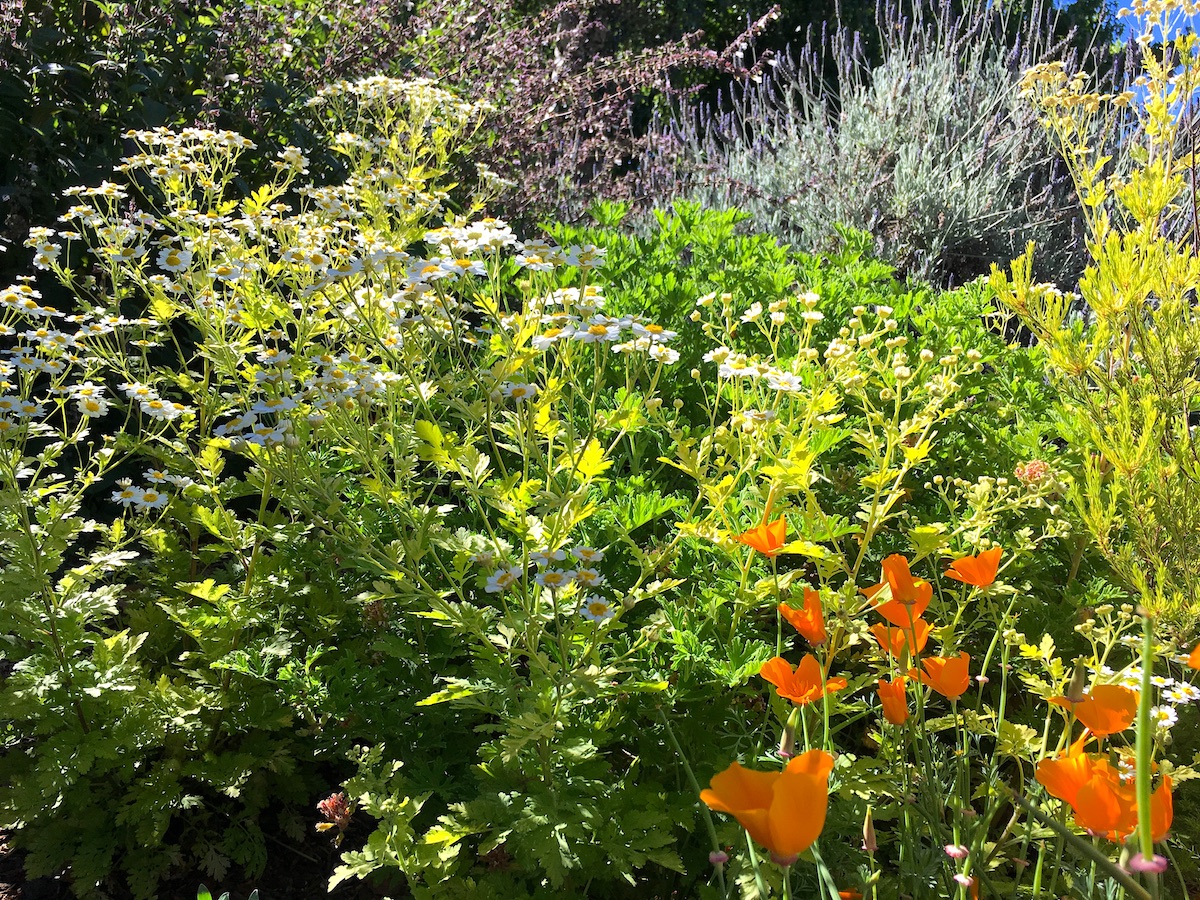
xmin=0 ymin=39 xmax=1171 ymax=899
xmin=197 ymin=885 xmax=259 ymax=900
xmin=658 ymin=0 xmax=1097 ymax=286
xmin=993 ymin=33 xmax=1200 ymax=633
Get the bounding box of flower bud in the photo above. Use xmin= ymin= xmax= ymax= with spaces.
xmin=778 ymin=707 xmax=800 ymax=759
xmin=1127 ymin=854 xmax=1168 ymax=874
xmin=709 ymin=850 xmax=729 ymax=867
xmin=863 ymin=807 xmax=877 ymax=854
xmin=1066 ymin=658 xmax=1088 ymax=703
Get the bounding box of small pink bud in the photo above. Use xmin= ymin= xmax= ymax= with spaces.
xmin=709 ymin=850 xmax=729 ymax=867
xmin=1127 ymin=854 xmax=1168 ymax=874
xmin=944 ymin=844 xmax=969 ymax=860
xmin=953 ymin=873 xmax=973 ymax=888
xmin=975 ymin=675 xmax=989 ymax=685
xmin=771 ymin=852 xmax=800 ymax=867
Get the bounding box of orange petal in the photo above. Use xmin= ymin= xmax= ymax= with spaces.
xmin=736 ymin=517 xmax=787 ymax=556
xmin=700 ymin=762 xmax=778 ymax=850
xmin=1188 ymin=643 xmax=1200 ymax=670
xmin=1072 ymin=773 xmax=1127 ymax=836
xmin=1035 ymin=753 xmax=1093 ymax=807
xmin=914 ymin=654 xmax=971 ymax=701
xmin=1152 ymin=775 xmax=1173 ymax=843
xmin=1074 ymin=685 xmax=1138 ymax=738
xmin=766 ymin=750 xmax=833 ymax=857
xmin=871 ymin=619 xmax=932 ymax=657
xmin=779 ymin=588 xmax=826 ymax=644
xmin=878 ymin=677 xmax=909 ymax=725
xmin=944 ymin=546 xmax=1003 ymax=587
xmin=759 ymin=657 xmax=797 ymax=694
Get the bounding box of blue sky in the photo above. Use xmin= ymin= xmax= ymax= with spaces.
xmin=1103 ymin=0 xmax=1200 ymax=42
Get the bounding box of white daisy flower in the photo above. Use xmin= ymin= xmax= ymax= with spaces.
xmin=573 ymin=568 xmax=605 ymax=588
xmin=485 ymin=566 xmax=522 ymax=594
xmin=1166 ymin=683 xmax=1200 ymax=704
xmin=133 ymin=487 xmax=169 ymax=511
xmin=1151 ymin=705 xmax=1178 ymax=730
xmin=571 ymin=546 xmax=604 ymax=563
xmin=530 ymin=549 xmax=567 ymax=567
xmin=140 ymin=398 xmax=188 ymax=421
xmin=533 ymin=326 xmax=573 ymax=350
xmin=111 ymin=479 xmax=138 ymax=506
xmin=574 ymin=318 xmax=622 ymax=343
xmin=535 ymin=569 xmax=574 ymax=590
xmin=77 ymin=396 xmax=110 ymax=418
xmin=740 ymin=302 xmax=763 ymax=323
xmin=632 ymin=322 xmax=677 ymax=342
xmin=502 ymin=382 xmax=538 ymax=402
xmin=157 ymin=247 xmax=193 ymax=272
xmin=649 ymin=345 xmax=679 ymax=365
xmin=579 ymin=596 xmax=615 ymax=622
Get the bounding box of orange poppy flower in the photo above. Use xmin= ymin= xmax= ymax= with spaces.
xmin=862 ymin=555 xmax=932 ymax=626
xmin=870 ymin=619 xmax=933 ymax=658
xmin=700 ymin=748 xmax=835 ymax=860
xmin=877 ymin=677 xmax=909 ymax=725
xmin=779 ymin=588 xmax=826 ymax=645
xmin=1188 ymin=643 xmax=1200 ymax=669
xmin=1151 ymin=775 xmax=1174 ymax=843
xmin=909 ymin=653 xmax=971 ymax=701
xmin=944 ymin=546 xmax=1003 ymax=588
xmin=760 ymin=654 xmax=848 ymax=706
xmin=1049 ymin=684 xmax=1138 ymax=738
xmin=736 ymin=517 xmax=787 ymax=556
xmin=1034 ymin=736 xmax=1094 ymax=807
xmin=1035 ymin=741 xmax=1173 ymax=841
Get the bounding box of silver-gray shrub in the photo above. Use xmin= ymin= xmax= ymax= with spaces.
xmin=652 ymin=0 xmax=1118 ymax=286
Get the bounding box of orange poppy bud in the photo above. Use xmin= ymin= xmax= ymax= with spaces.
xmin=909 ymin=653 xmax=971 ymax=701
xmin=877 ymin=677 xmax=909 ymax=725
xmin=862 ymin=555 xmax=932 ymax=626
xmin=760 ymin=654 xmax=848 ymax=707
xmin=700 ymin=749 xmax=835 ymax=860
xmin=870 ymin=619 xmax=932 ymax=658
xmin=779 ymin=588 xmax=826 ymax=645
xmin=1188 ymin=643 xmax=1200 ymax=670
xmin=736 ymin=517 xmax=787 ymax=556
xmin=944 ymin=546 xmax=1003 ymax=588
xmin=1049 ymin=684 xmax=1138 ymax=738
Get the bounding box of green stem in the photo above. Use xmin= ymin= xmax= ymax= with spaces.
xmin=1135 ymin=610 xmax=1159 ymax=898
xmin=657 ymin=709 xmax=727 ymax=897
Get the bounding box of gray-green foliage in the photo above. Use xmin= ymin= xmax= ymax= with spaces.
xmin=657 ymin=0 xmax=1099 ymax=286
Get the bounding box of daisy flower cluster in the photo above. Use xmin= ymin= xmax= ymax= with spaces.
xmin=512 ymin=283 xmax=680 ymax=365
xmin=700 ymin=299 xmax=972 ymax=416
xmin=480 ymin=545 xmax=616 ymax=622
xmin=110 ymin=469 xmax=195 ymax=514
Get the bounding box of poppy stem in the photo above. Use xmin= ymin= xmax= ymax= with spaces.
xmin=1005 ymin=787 xmax=1154 ymax=900
xmin=745 ymin=833 xmax=769 ymax=898
xmin=1135 ymin=610 xmax=1159 ymax=898
xmin=656 ymin=709 xmax=727 ymax=897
